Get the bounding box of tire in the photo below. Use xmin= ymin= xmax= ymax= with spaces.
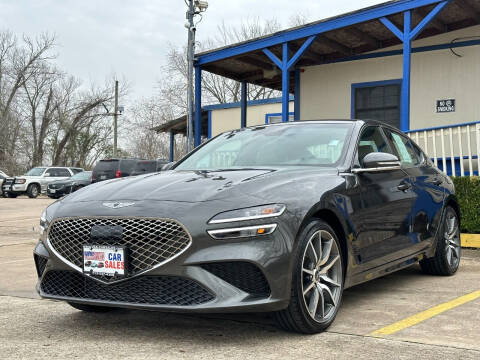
xmin=68 ymin=302 xmax=114 ymax=313
xmin=420 ymin=206 xmax=461 ymax=276
xmin=274 ymin=220 xmax=344 ymax=334
xmin=27 ymin=184 xmax=40 ymax=198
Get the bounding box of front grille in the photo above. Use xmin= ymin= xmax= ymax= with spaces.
xmin=4 ymin=177 xmax=14 ymax=185
xmin=34 ymin=254 xmax=48 ymax=277
xmin=47 ymin=217 xmax=191 ymax=282
xmin=200 ymin=262 xmax=271 ymax=298
xmin=41 ymin=271 xmax=214 ymax=306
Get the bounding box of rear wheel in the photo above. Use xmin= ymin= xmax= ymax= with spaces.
xmin=420 ymin=206 xmax=461 ymax=276
xmin=68 ymin=302 xmax=114 ymax=313
xmin=274 ymin=220 xmax=344 ymax=334
xmin=27 ymin=184 xmax=40 ymax=198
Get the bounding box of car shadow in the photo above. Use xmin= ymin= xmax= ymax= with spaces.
xmin=46 ymin=265 xmax=426 ymax=341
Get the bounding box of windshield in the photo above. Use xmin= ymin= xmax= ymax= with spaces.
xmin=25 ymin=167 xmax=46 ymax=176
xmin=176 ymin=123 xmax=353 ymax=171
xmin=71 ymin=171 xmax=92 ymax=181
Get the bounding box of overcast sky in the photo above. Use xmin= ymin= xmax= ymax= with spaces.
xmin=0 ymin=0 xmax=385 ymax=102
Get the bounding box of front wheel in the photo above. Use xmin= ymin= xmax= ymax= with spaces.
xmin=27 ymin=184 xmax=40 ymax=198
xmin=275 ymin=220 xmax=344 ymax=334
xmin=420 ymin=206 xmax=461 ymax=276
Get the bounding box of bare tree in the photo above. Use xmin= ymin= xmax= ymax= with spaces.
xmin=0 ymin=32 xmax=56 ymax=168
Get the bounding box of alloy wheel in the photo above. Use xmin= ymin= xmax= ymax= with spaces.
xmin=301 ymin=230 xmax=342 ymax=322
xmin=445 ymin=210 xmax=460 ymax=268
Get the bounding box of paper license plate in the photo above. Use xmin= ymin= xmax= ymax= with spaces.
xmin=49 ymin=189 xmax=56 ymax=194
xmin=83 ymin=245 xmax=126 ymax=277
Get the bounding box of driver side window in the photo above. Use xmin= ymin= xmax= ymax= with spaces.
xmin=356 ymin=126 xmax=392 ymax=166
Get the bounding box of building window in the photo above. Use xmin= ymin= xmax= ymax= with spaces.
xmin=265 ymin=112 xmax=294 ymax=124
xmin=353 ymin=81 xmax=401 ymax=129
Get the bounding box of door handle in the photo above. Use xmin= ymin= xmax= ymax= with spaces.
xmin=397 ymin=183 xmax=412 ymax=191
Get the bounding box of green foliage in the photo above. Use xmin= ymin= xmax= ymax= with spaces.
xmin=453 ymin=177 xmax=480 ymax=234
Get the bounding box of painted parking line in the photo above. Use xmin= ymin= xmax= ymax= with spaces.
xmin=370 ymin=290 xmax=480 ymax=337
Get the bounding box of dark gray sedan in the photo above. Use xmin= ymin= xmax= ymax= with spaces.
xmin=34 ymin=120 xmax=460 ymax=334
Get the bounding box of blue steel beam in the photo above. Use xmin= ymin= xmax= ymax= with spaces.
xmin=197 ymin=0 xmax=444 ymax=65
xmin=281 ymin=43 xmax=290 ymax=122
xmin=240 ymin=81 xmax=247 ymax=128
xmin=262 ymin=48 xmax=282 ymax=68
xmin=169 ymin=131 xmax=174 ymax=162
xmin=294 ymin=69 xmax=301 ymax=121
xmin=194 ymin=66 xmax=202 ymax=147
xmin=380 ymin=17 xmax=404 ymax=41
xmin=287 ymin=35 xmax=317 ymax=70
xmin=401 ymin=10 xmax=412 ymax=132
xmin=409 ymin=1 xmax=450 ymax=40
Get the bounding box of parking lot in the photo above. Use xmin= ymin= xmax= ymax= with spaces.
xmin=1 ymin=197 xmax=479 ymax=359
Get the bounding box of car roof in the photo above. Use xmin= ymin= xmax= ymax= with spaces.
xmin=233 ymin=119 xmax=403 ymax=132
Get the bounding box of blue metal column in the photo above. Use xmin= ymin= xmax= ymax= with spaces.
xmin=281 ymin=43 xmax=290 ymax=122
xmin=401 ymin=11 xmax=412 ymax=132
xmin=194 ymin=66 xmax=202 ymax=147
xmin=240 ymin=81 xmax=247 ymax=128
xmin=294 ymin=69 xmax=301 ymax=121
xmin=379 ymin=1 xmax=449 ymax=132
xmin=169 ymin=131 xmax=174 ymax=162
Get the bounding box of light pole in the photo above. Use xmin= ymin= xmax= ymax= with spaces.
xmin=102 ymin=80 xmax=124 ymax=158
xmin=185 ymin=0 xmax=208 ymax=153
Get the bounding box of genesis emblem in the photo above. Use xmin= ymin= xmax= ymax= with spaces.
xmin=102 ymin=202 xmax=135 ymax=209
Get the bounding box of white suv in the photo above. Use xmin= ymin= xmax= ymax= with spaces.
xmin=3 ymin=167 xmax=83 ymax=198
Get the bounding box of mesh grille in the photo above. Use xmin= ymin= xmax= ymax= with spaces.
xmin=47 ymin=217 xmax=191 ymax=282
xmin=200 ymin=262 xmax=271 ymax=298
xmin=34 ymin=254 xmax=48 ymax=277
xmin=41 ymin=271 xmax=214 ymax=306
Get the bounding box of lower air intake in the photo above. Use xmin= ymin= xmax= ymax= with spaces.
xmin=200 ymin=262 xmax=271 ymax=298
xmin=40 ymin=271 xmax=215 ymax=306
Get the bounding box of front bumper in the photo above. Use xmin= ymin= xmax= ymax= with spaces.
xmin=47 ymin=187 xmax=66 ymax=197
xmin=11 ymin=184 xmax=27 ymax=192
xmin=34 ymin=216 xmax=293 ymax=313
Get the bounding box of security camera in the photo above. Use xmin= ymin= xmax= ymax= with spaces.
xmin=194 ymin=0 xmax=208 ymax=12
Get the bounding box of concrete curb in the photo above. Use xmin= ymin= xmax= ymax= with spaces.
xmin=461 ymin=234 xmax=480 ymax=248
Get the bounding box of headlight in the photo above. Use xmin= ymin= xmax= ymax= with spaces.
xmin=208 ymin=204 xmax=286 ymax=224
xmin=15 ymin=178 xmax=26 ymax=184
xmin=40 ymin=210 xmax=50 ymax=235
xmin=208 ymin=224 xmax=277 ymax=240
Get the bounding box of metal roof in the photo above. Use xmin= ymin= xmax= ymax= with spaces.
xmin=196 ymin=0 xmax=479 ymax=91
xmin=151 ymin=111 xmax=209 ymax=135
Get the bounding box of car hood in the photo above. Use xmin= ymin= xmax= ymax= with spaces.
xmin=49 ymin=179 xmax=73 ymax=186
xmin=62 ymin=167 xmax=340 ymax=204
xmin=16 ymin=176 xmax=43 ymax=180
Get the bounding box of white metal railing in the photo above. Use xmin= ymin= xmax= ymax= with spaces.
xmin=406 ymin=121 xmax=480 ymax=177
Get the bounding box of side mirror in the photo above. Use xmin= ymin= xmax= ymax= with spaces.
xmin=161 ymin=161 xmax=176 ymax=171
xmin=43 ymin=173 xmax=50 ymax=177
xmin=352 ymin=152 xmax=401 ymax=174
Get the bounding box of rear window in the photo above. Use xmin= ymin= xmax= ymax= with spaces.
xmin=119 ymin=160 xmax=137 ymax=174
xmin=94 ymin=160 xmax=119 ymax=172
xmin=133 ymin=161 xmax=157 ymax=174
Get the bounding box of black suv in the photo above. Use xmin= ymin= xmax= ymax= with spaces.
xmin=92 ymin=159 xmax=140 ymax=183
xmin=130 ymin=159 xmax=169 ymax=176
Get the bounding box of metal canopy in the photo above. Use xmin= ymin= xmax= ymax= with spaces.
xmin=196 ymin=0 xmax=478 ymax=92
